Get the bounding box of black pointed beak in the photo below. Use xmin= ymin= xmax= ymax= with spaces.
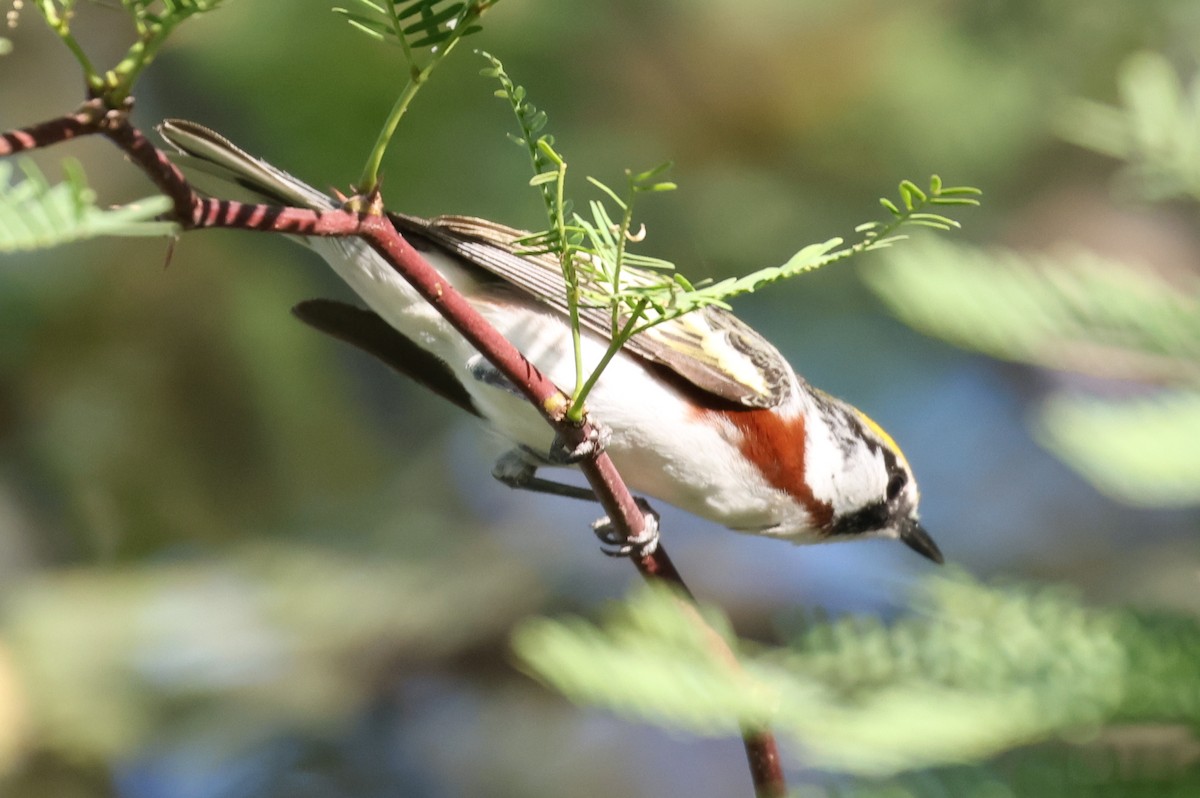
xmin=899 ymin=519 xmax=944 ymax=564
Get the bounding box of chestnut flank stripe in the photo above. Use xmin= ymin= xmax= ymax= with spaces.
xmin=712 ymin=407 xmax=834 ymax=529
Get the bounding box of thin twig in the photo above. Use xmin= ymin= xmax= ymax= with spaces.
xmin=0 ymin=99 xmax=106 ymax=156
xmin=743 ymin=729 xmax=786 ymax=797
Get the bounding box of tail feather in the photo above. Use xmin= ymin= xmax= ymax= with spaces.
xmin=158 ymin=119 xmax=334 ymax=210
xmin=292 ymin=299 xmax=480 ymax=417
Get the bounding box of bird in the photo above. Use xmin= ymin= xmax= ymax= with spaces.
xmin=158 ymin=119 xmax=944 ymax=564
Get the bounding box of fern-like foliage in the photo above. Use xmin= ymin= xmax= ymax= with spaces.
xmin=865 ymin=239 xmax=1199 ymax=382
xmin=105 ymin=0 xmax=222 ymax=28
xmin=513 ymin=575 xmax=1200 ymax=777
xmin=337 ymin=1 xmax=499 ymax=191
xmin=0 ymin=159 xmax=175 ymax=252
xmin=1038 ymin=391 xmax=1200 ymax=508
xmin=2 ymin=542 xmax=540 ymax=760
xmin=334 ymin=0 xmax=489 ymax=52
xmin=482 ymin=52 xmax=980 ymax=417
xmin=35 ymin=0 xmax=223 ymax=100
xmin=800 ymin=749 xmax=1200 ymax=798
xmin=480 ymin=51 xmax=577 ymax=257
xmin=864 ymin=53 xmax=1200 ymax=508
xmin=681 ymin=176 xmax=980 ymax=308
xmin=482 ymin=51 xmax=680 ymax=414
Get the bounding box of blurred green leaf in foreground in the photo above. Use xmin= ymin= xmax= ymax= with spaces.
xmin=0 ymin=159 xmax=174 ymax=253
xmin=514 ymin=575 xmax=1200 ymax=783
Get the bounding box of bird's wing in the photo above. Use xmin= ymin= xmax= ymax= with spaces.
xmin=393 ymin=213 xmax=794 ymax=409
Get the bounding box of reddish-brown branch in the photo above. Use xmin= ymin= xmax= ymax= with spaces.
xmin=2 ymin=109 xmax=786 ymax=797
xmin=100 ymin=116 xmax=200 ymax=220
xmin=743 ymin=729 xmax=786 ymax=797
xmin=0 ymin=99 xmax=106 ymax=156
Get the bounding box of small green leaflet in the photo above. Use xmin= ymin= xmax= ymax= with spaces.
xmin=0 ymin=159 xmax=175 ymax=252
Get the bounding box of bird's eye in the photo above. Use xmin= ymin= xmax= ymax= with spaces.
xmin=886 ymin=470 xmax=907 ymax=502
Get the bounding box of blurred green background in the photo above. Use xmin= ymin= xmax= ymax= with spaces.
xmin=1 ymin=1 xmax=1198 ymax=796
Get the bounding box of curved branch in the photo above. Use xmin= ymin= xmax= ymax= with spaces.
xmin=0 ymin=99 xmax=106 ymax=156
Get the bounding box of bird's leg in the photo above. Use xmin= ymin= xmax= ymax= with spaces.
xmin=466 ymin=353 xmax=521 ymax=395
xmin=591 ymin=498 xmax=660 ymax=558
xmin=490 ymin=447 xmax=661 ymax=558
xmin=470 ymin=355 xmax=658 ymax=556
xmin=491 ymin=449 xmax=598 ymax=502
xmin=465 ymin=353 xmax=612 ymax=464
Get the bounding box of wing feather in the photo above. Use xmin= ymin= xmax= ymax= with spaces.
xmin=392 ymin=213 xmax=794 ymax=408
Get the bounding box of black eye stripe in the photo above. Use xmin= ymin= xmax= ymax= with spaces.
xmin=828 ymin=501 xmax=890 ymax=536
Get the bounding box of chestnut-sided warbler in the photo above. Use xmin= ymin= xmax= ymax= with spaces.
xmin=159 ymin=120 xmax=943 ymax=564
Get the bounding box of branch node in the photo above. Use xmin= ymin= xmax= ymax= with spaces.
xmin=547 ymin=422 xmax=611 ymax=465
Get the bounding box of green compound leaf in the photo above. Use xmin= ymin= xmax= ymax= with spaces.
xmin=0 ymin=159 xmax=175 ymax=253
xmin=336 ymin=0 xmax=485 ymax=50
xmin=36 ymin=0 xmax=224 ymax=100
xmin=335 ymin=11 xmax=393 ymax=41
xmin=680 ymin=176 xmax=978 ymax=309
xmin=484 ymin=54 xmax=979 ymax=414
xmin=514 ymin=575 xmax=1200 ymax=776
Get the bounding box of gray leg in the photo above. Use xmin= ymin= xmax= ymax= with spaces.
xmin=592 ymin=498 xmax=660 ymax=557
xmin=467 ymin=353 xmax=521 ymax=396
xmin=491 ymin=449 xmax=597 ymax=502
xmin=491 ymin=449 xmax=661 ymax=557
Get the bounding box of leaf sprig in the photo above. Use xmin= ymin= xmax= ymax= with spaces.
xmin=1057 ymin=51 xmax=1200 ymax=202
xmin=870 ymin=175 xmax=983 ymax=236
xmin=335 ymin=0 xmax=488 ymax=52
xmin=483 ymin=52 xmax=980 ymax=417
xmin=483 ymin=52 xmax=684 ymax=417
xmin=338 ymin=1 xmax=498 ymax=192
xmin=603 ymin=177 xmax=980 ymax=325
xmin=35 ymin=0 xmax=222 ymax=104
xmin=866 ymin=237 xmax=1200 ymax=507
